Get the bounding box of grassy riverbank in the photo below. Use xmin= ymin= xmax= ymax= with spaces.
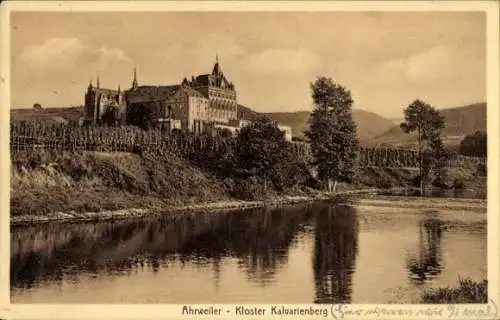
xmin=11 ymin=149 xmax=230 ymax=217
xmin=10 ymin=148 xmax=485 ymax=224
xmin=423 ymin=278 xmax=488 ymax=303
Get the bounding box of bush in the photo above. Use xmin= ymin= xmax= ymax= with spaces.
xmin=422 ymin=278 xmax=487 ymax=303
xmin=222 ymin=177 xmax=236 ymax=194
xmin=453 ymin=179 xmax=465 ymax=189
xmin=432 ymin=168 xmax=453 ymax=189
xmin=433 ymin=178 xmax=453 ymax=189
xmin=126 ymin=102 xmax=158 ymax=130
xmin=374 ymin=177 xmax=393 ymax=189
xmin=305 ymin=175 xmax=322 ymax=190
xmin=458 ymin=131 xmax=487 ymax=157
xmin=218 ymin=128 xmax=233 ymax=138
xmin=12 ymin=149 xmax=76 ymax=171
xmin=230 ymin=177 xmax=268 ymax=201
xmin=271 ymin=161 xmax=309 ymax=192
xmin=234 ymin=117 xmax=291 ymax=182
xmin=100 ymin=107 xmax=120 ymax=126
xmin=476 ymin=163 xmax=487 ymax=176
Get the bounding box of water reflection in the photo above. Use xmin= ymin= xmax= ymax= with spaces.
xmin=174 ymin=206 xmax=315 ymax=285
xmin=11 ymin=204 xmax=315 ymax=289
xmin=313 ymin=204 xmax=359 ymax=303
xmin=406 ymin=214 xmax=443 ymax=282
xmin=10 ymin=200 xmax=485 ymax=304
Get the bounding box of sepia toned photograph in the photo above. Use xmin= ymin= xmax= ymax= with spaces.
xmin=1 ymin=2 xmax=499 ymax=318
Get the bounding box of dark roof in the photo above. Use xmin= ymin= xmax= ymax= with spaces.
xmin=193 ymin=74 xmax=211 ymax=86
xmin=125 ymin=84 xmax=206 ymax=103
xmin=175 ymin=86 xmax=205 ymax=98
xmin=127 ymin=85 xmax=180 ymax=98
xmin=92 ymin=88 xmax=119 ymax=94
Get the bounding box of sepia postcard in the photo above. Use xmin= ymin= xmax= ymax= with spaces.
xmin=0 ymin=1 xmax=499 ymax=319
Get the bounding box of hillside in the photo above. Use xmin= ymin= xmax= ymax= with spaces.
xmin=11 ymin=149 xmax=229 ymax=217
xmin=11 ymin=106 xmax=84 ymax=124
xmin=372 ymin=102 xmax=486 ymax=148
xmin=237 ymin=104 xmax=261 ymax=121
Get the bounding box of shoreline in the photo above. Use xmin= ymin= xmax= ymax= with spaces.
xmin=10 ymin=187 xmax=486 ymax=227
xmin=10 ymin=190 xmax=351 ymax=227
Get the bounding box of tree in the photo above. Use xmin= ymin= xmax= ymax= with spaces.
xmin=305 ymin=77 xmax=359 ymax=192
xmin=234 ymin=117 xmax=292 ymax=193
xmin=400 ymin=99 xmax=445 ymax=194
xmin=127 ymin=103 xmax=156 ymax=130
xmin=100 ymin=106 xmax=119 ymax=126
xmin=218 ymin=128 xmax=233 ymax=138
xmin=458 ymin=131 xmax=487 ymax=157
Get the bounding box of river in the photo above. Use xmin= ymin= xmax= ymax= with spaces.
xmin=10 ymin=196 xmax=487 ymax=304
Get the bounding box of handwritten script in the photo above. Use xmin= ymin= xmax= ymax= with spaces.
xmin=330 ymin=299 xmax=498 ymax=319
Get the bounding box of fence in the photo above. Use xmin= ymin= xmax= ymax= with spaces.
xmin=10 ymin=121 xmax=485 ymax=169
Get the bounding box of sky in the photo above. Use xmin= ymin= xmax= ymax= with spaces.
xmin=10 ymin=11 xmax=486 ymax=118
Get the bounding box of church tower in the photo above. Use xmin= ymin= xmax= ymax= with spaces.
xmin=132 ymin=67 xmax=138 ymax=89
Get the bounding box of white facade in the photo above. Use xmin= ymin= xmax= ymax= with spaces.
xmin=215 ymin=119 xmax=293 ymax=141
xmin=278 ymin=125 xmax=293 ymax=142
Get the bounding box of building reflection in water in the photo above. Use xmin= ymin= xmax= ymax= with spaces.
xmin=313 ymin=203 xmax=359 ymax=304
xmin=11 ymin=204 xmax=315 ymax=290
xmin=406 ymin=214 xmax=443 ymax=282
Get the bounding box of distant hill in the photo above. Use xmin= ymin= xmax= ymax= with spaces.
xmin=352 ymin=110 xmax=398 ymax=143
xmin=263 ymin=111 xmax=310 ymax=139
xmin=10 ymin=106 xmax=84 ymax=124
xmin=237 ymin=104 xmax=397 ymax=143
xmin=237 ymin=104 xmax=260 ymax=121
xmin=388 ymin=118 xmax=403 ymax=125
xmin=371 ymin=102 xmax=486 ymax=148
xmin=261 ymin=109 xmax=395 ymax=143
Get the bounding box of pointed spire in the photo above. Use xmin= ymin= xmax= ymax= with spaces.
xmin=88 ymin=79 xmax=93 ymax=89
xmin=96 ymin=75 xmax=100 ymax=88
xmin=132 ymin=66 xmax=138 ymax=89
xmin=117 ymin=84 xmax=121 ymax=93
xmin=212 ymin=54 xmax=222 ymax=75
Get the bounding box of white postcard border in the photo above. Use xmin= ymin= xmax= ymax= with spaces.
xmin=0 ymin=1 xmax=498 ymax=319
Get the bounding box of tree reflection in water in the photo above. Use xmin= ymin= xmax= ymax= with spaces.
xmin=11 ymin=204 xmax=315 ymax=290
xmin=406 ymin=214 xmax=443 ymax=282
xmin=313 ymin=203 xmax=359 ymax=304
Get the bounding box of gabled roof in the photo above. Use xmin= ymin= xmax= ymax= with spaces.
xmin=192 ymin=74 xmax=211 ymax=86
xmin=173 ymin=85 xmax=206 ymax=98
xmin=127 ymin=85 xmax=180 ymax=98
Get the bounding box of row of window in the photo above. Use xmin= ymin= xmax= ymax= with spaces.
xmin=208 ymin=89 xmax=237 ymax=100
